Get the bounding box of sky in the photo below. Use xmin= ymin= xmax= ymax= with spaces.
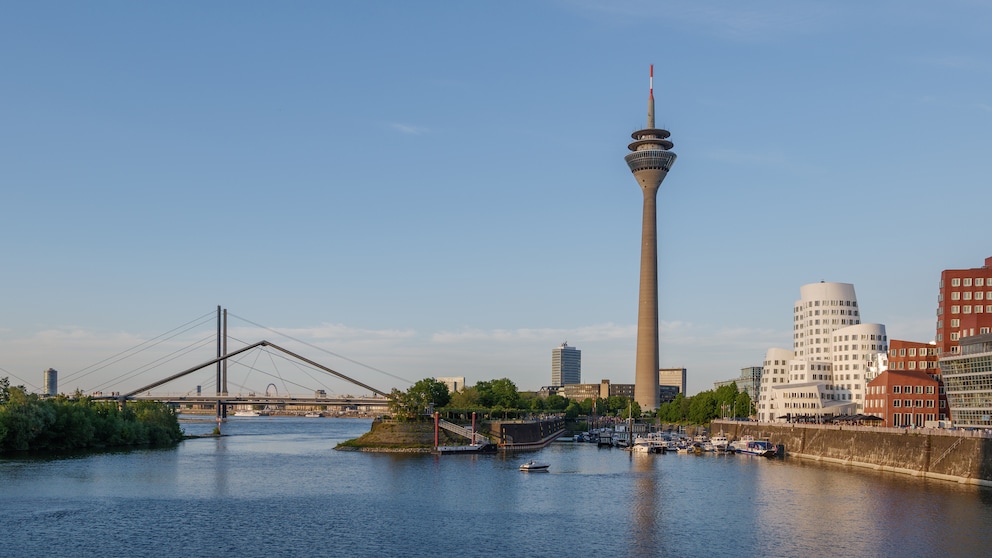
xmin=1 ymin=1 xmax=990 ymax=398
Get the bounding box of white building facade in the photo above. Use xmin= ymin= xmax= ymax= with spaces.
xmin=758 ymin=282 xmax=888 ymax=422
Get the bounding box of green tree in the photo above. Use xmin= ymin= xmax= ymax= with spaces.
xmin=564 ymin=401 xmax=581 ymax=419
xmin=409 ymin=378 xmax=451 ymax=411
xmin=734 ymin=391 xmax=753 ymax=418
xmin=476 ymin=378 xmax=520 ymax=409
xmin=545 ymin=394 xmax=569 ymax=411
xmin=448 ymin=385 xmax=480 ymax=409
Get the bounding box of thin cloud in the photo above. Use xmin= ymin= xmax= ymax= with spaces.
xmin=389 ymin=122 xmax=430 ymax=135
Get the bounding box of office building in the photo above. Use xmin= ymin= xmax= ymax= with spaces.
xmin=936 ymin=257 xmax=992 ymax=358
xmin=940 ymin=332 xmax=992 ymax=427
xmin=43 ymin=368 xmax=57 ymax=397
xmin=758 ymin=282 xmax=888 ymax=422
xmin=551 ymin=342 xmax=581 ymax=386
xmin=435 ymin=377 xmax=467 ymax=393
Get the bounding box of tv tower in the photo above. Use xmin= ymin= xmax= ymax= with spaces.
xmin=624 ymin=65 xmax=676 ymax=411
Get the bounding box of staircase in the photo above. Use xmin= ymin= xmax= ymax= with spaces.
xmin=929 ymin=436 xmax=965 ymax=469
xmin=437 ymin=419 xmax=494 ymax=444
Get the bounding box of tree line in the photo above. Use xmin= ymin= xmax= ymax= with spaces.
xmin=0 ymin=377 xmax=184 ymax=453
xmin=388 ymin=377 xmax=642 ymax=421
xmin=389 ymin=378 xmax=753 ymax=425
xmin=655 ymin=382 xmax=753 ymax=424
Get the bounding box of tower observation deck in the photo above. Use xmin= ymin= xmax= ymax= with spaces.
xmin=624 ymin=65 xmax=676 ymax=411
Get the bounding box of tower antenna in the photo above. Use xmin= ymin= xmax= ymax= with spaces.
xmin=648 ymin=64 xmax=655 ymax=129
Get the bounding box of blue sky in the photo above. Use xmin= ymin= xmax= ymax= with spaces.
xmin=1 ymin=1 xmax=990 ymax=397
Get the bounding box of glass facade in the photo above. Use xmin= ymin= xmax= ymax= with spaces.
xmin=941 ymin=333 xmax=992 ymax=427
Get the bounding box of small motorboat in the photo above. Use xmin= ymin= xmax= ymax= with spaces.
xmin=519 ymin=460 xmax=550 ymax=472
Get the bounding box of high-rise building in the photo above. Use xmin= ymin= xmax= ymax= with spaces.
xmin=758 ymin=282 xmax=888 ymax=422
xmin=658 ymin=367 xmax=686 ymax=396
xmin=42 ymin=368 xmax=57 ymax=397
xmin=551 ymin=342 xmax=581 ymax=386
xmin=936 ymin=257 xmax=992 ymax=358
xmin=624 ymin=65 xmax=676 ymax=411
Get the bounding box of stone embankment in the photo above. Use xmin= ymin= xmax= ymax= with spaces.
xmin=711 ymin=419 xmax=992 ymax=486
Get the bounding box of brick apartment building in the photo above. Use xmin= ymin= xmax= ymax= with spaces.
xmin=865 ymin=369 xmax=941 ymax=427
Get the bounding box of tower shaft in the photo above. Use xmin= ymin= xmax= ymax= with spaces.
xmin=634 ymin=185 xmax=660 ymax=410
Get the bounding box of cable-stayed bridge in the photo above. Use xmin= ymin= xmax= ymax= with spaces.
xmin=60 ymin=309 xmax=403 ymax=415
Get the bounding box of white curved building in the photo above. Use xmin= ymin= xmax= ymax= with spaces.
xmin=758 ymin=282 xmax=888 ymax=422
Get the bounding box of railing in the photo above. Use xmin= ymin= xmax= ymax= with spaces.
xmin=714 ymin=419 xmax=992 ymax=439
xmin=930 ymin=437 xmax=966 ymax=468
xmin=437 ymin=419 xmax=493 ymax=444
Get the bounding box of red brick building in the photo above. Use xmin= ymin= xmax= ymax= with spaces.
xmin=887 ymin=339 xmax=947 ymax=418
xmin=936 ymin=256 xmax=992 ymax=358
xmin=865 ymin=369 xmax=941 ymax=427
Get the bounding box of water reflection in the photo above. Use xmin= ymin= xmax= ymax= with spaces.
xmin=4 ymin=419 xmax=992 ymax=558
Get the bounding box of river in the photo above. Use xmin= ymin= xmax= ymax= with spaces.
xmin=2 ymin=416 xmax=991 ymax=557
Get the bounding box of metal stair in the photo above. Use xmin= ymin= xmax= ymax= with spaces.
xmin=437 ymin=419 xmax=494 ymax=444
xmin=930 ymin=436 xmax=965 ymax=469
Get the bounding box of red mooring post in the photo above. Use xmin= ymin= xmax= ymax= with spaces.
xmin=434 ymin=412 xmax=439 ymax=449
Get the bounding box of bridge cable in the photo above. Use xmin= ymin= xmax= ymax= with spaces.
xmin=228 ymin=312 xmax=414 ymax=385
xmin=62 ymin=311 xmax=216 ymax=384
xmin=87 ymin=335 xmax=216 ymax=394
xmin=0 ymin=365 xmax=40 ymax=391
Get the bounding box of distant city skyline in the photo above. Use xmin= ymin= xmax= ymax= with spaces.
xmin=1 ymin=2 xmax=990 ymax=396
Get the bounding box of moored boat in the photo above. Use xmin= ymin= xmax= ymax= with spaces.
xmin=739 ymin=440 xmax=777 ymax=457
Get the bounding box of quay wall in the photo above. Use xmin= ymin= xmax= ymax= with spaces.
xmin=711 ymin=420 xmax=992 ymax=486
xmin=490 ymin=419 xmax=565 ymax=448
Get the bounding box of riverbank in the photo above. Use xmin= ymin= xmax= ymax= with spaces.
xmin=335 ymin=419 xmax=457 ymax=452
xmin=712 ymin=420 xmax=992 ymax=486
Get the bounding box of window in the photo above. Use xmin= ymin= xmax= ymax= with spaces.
xmin=952 ymin=292 xmax=961 ymax=301
xmin=893 ymin=400 xmax=901 ymax=407
xmin=926 ymin=400 xmax=935 ymax=408
xmin=978 ymin=278 xmax=986 ymax=287
xmin=893 ymin=385 xmax=901 ymax=394
xmin=926 ymin=386 xmax=935 ymax=394
xmin=978 ymin=292 xmax=985 ymax=300
xmin=915 ymin=400 xmax=923 ymax=408
xmin=952 ymin=306 xmax=960 ymax=314
xmin=964 ymin=278 xmax=973 ymax=287
xmin=964 ymin=292 xmax=973 ymax=300
xmin=951 ymin=319 xmax=960 ymax=328
xmin=915 ymin=386 xmax=923 ymax=394
xmin=952 ymin=278 xmax=961 ymax=287
xmin=904 ymin=400 xmax=912 ymax=407
xmin=964 ymin=306 xmax=972 ymax=314
xmin=909 ymin=348 xmax=917 ymax=356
